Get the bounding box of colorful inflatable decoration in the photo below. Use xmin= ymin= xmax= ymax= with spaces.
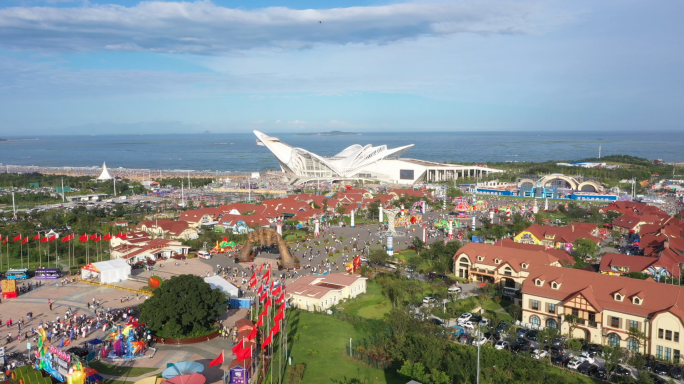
xmin=210 ymin=238 xmax=240 ymax=254
xmin=345 ymin=256 xmax=362 ymax=273
xmin=149 ymin=276 xmax=163 ymax=290
xmin=100 ymin=323 xmax=147 ymax=359
xmin=34 ymin=327 xmax=86 ymax=384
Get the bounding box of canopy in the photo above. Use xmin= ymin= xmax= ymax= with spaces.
xmin=87 ymin=338 xmax=104 ymax=345
xmin=204 ymin=275 xmax=239 ymax=298
xmin=162 ymin=362 xmax=205 ymax=379
xmin=162 ymin=373 xmax=206 ymax=384
xmin=81 ymin=259 xmax=131 ymax=283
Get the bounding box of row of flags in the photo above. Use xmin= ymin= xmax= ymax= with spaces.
xmin=0 ymin=232 xmax=129 ymax=245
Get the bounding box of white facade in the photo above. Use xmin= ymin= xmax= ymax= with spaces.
xmin=254 ymin=130 xmax=503 ymax=185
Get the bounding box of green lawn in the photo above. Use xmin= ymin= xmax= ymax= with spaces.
xmin=89 ymin=361 xmax=158 ymax=377
xmin=339 ymin=280 xmax=391 ymax=318
xmin=286 ymin=311 xmax=402 ymax=384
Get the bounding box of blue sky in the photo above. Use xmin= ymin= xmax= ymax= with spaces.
xmin=0 ymin=0 xmax=682 ymax=135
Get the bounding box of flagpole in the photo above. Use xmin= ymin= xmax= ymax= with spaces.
xmin=20 ymin=236 xmax=23 ymax=268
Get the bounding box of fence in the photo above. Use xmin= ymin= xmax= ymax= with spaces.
xmin=77 ymin=278 xmax=154 ymax=296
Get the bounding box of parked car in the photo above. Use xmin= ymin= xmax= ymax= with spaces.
xmin=612 ymin=365 xmax=633 ymax=380
xmin=430 ymin=318 xmax=445 ymax=327
xmin=544 ymin=345 xmax=565 ymax=356
xmin=423 ymin=297 xmax=436 ymax=304
xmin=577 ymin=362 xmax=597 ymax=375
xmin=582 ymin=343 xmax=603 ymax=357
xmin=479 ymin=318 xmax=489 ymax=327
xmin=495 ymin=322 xmax=509 ymax=332
xmin=551 ymin=355 xmax=570 ymax=367
xmin=576 ymin=352 xmax=594 ymax=364
xmin=653 ymin=363 xmax=670 ymax=376
xmin=494 ymin=340 xmax=509 ymax=350
xmin=670 ymin=365 xmax=683 ymax=379
xmin=457 ymin=313 xmax=472 ymax=324
xmin=525 ymin=330 xmax=538 ymax=341
xmin=484 ymin=331 xmax=501 ymax=341
xmin=448 ymin=286 xmax=462 ymax=293
xmin=594 ymin=367 xmax=608 ymax=380
xmin=649 ymin=373 xmax=668 ymax=384
xmin=472 ymin=336 xmax=489 ymax=347
xmin=531 ymin=349 xmax=549 ymax=360
xmin=462 ymin=321 xmax=475 ymax=330
xmin=517 ymin=328 xmax=530 ymax=339
xmin=198 ymin=250 xmax=211 ymax=259
xmin=451 ymin=326 xmax=465 ymax=339
xmin=567 ymin=358 xmax=582 ymax=370
xmin=458 ymin=334 xmax=471 ymax=344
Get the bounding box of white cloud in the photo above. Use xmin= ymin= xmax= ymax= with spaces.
xmin=0 ymin=0 xmax=577 ymax=54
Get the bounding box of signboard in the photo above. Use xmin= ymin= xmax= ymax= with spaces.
xmin=230 ymin=366 xmax=249 ymax=384
xmin=149 ymin=276 xmax=163 ymax=289
xmin=399 ymin=170 xmax=415 ymax=180
xmin=0 ymin=347 xmax=5 ymax=366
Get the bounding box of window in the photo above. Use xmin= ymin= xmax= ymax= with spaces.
xmin=614 ymin=293 xmax=623 ymax=301
xmin=478 ymin=256 xmax=484 ymax=261
xmin=535 ymin=279 xmax=542 ymax=286
xmin=494 ymin=258 xmax=500 ymax=264
xmin=657 ymin=346 xmax=664 ymax=360
xmin=522 ymin=263 xmax=528 ymax=269
xmin=572 ymin=308 xmax=579 ymax=317
xmin=588 ymin=313 xmax=596 ymax=322
xmin=629 ymin=320 xmax=639 ymax=330
xmin=627 ymin=338 xmax=639 ymax=352
xmin=666 ymin=347 xmax=672 ymax=361
xmin=530 ymin=316 xmax=540 ymax=326
xmin=548 ymin=304 xmax=556 ymax=314
xmin=551 ymin=282 xmax=558 ymax=289
xmin=633 ymin=297 xmax=641 ymax=305
xmin=611 ymin=316 xmax=620 ymax=328
xmin=532 ymin=300 xmax=540 ymax=310
xmin=504 ymin=267 xmax=512 ymax=276
xmin=675 ymin=350 xmax=681 ymax=363
xmin=608 ymin=333 xmax=620 ymax=347
xmin=659 ymin=329 xmax=664 ymax=339
xmin=546 ymin=319 xmax=557 ymax=329
xmin=676 ymin=332 xmax=680 ymax=343
xmin=666 ymin=330 xmax=673 ymax=341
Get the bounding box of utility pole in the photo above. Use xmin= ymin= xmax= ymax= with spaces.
xmin=114 ymin=176 xmax=117 ymax=197
xmin=61 ymin=178 xmax=66 ymax=202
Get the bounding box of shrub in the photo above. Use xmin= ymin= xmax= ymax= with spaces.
xmin=306 ymin=349 xmax=319 ymax=357
xmin=287 ymin=363 xmax=306 ymax=384
xmin=493 ymin=296 xmax=502 ymax=304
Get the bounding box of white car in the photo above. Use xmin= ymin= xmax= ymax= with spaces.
xmin=567 ymin=358 xmax=582 ymax=370
xmin=198 ymin=250 xmax=211 ymax=259
xmin=457 ymin=313 xmax=472 ymax=324
xmin=577 ymin=352 xmax=594 ymax=364
xmin=461 ymin=321 xmax=475 ymax=330
xmin=448 ymin=286 xmax=462 ymax=293
xmin=423 ymin=297 xmax=435 ymax=304
xmin=494 ymin=340 xmax=509 ymax=350
xmin=532 ymin=349 xmax=549 ymax=360
xmin=472 ymin=336 xmax=488 ymax=347
xmin=479 ymin=318 xmax=489 ymax=327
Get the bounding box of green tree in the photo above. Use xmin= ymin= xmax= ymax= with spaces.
xmin=408 ymin=256 xmax=423 ymax=273
xmin=412 ymin=237 xmax=425 ymax=255
xmin=572 ymin=238 xmax=600 ymax=260
xmin=139 ymin=274 xmax=227 ymax=338
xmin=368 ymin=249 xmax=389 ymax=267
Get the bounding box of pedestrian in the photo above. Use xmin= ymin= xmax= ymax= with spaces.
xmin=49 ymin=299 xmax=53 ymax=311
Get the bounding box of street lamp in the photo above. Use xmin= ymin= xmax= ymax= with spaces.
xmin=477 ymin=308 xmax=483 ymax=384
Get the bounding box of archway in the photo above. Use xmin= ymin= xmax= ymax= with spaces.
xmin=540 ymin=174 xmax=578 ymax=190
xmin=239 ymin=228 xmax=294 ymax=268
xmin=572 ymin=327 xmax=589 ymax=341
xmin=578 ymin=181 xmax=602 ymax=192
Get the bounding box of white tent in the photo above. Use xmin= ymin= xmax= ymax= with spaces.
xmin=97 ymin=162 xmax=113 ymax=180
xmin=81 ymin=259 xmax=131 ymax=284
xmin=204 ymin=275 xmax=239 ymax=298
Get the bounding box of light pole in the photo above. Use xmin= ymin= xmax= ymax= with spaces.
xmin=477 ymin=308 xmax=483 ymax=384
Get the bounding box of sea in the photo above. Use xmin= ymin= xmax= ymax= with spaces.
xmin=1 ymin=131 xmax=683 ymax=173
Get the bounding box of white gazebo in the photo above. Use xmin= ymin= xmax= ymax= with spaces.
xmin=97 ymin=162 xmax=113 ymax=180
xmin=81 ymin=259 xmax=131 ymax=283
xmin=204 ymin=275 xmax=240 ymax=299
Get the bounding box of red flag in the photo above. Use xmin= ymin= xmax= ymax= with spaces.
xmin=256 ymin=314 xmax=264 ymax=327
xmin=262 ymin=271 xmax=270 ymax=284
xmin=235 ymin=346 xmax=252 ymax=361
xmin=232 ymin=339 xmax=244 ymax=353
xmin=70 ymin=233 xmax=76 ymax=241
xmin=2 ymin=237 xmax=7 ymax=245
xmin=40 ymin=237 xmax=48 ymax=243
xmin=13 ymin=234 xmax=21 ymax=242
xmin=121 ymin=233 xmax=128 ymax=239
xmin=256 ymin=284 xmax=263 ymax=295
xmin=262 ymin=334 xmax=272 ymax=348
xmin=48 ymin=235 xmax=56 ymax=242
xmin=62 ymin=236 xmax=70 ymax=243
xmin=89 ymin=233 xmax=98 ymax=240
xmin=115 ymin=233 xmax=122 ymax=238
xmin=208 ymin=351 xmax=224 ymax=367
xmin=257 ymin=264 xmax=263 ymax=274
xmin=271 ymin=321 xmax=280 ymax=336
xmin=278 ymin=302 xmax=285 ymax=312
xmin=260 ymin=292 xmax=267 ymax=303
xmin=259 ymin=309 xmax=268 ymax=319
xmin=247 ymin=327 xmax=257 ymax=341
xmin=63 ymin=338 xmax=71 ymax=346
xmin=79 ymin=234 xmax=88 ymax=243
xmin=272 ymin=285 xmax=282 ymax=297
xmin=264 ymin=298 xmax=271 ymax=309
xmin=104 ymin=233 xmax=112 ymax=241
xmin=32 ymin=234 xmax=40 ymax=241
xmin=93 ymin=235 xmax=101 ymax=242
xmin=21 ymin=237 xmax=28 ymax=245
xmin=274 ymin=310 xmax=284 ymax=323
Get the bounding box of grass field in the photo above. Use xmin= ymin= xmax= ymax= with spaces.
xmin=339 ymin=280 xmax=392 ymax=319
xmin=287 ymin=311 xmax=403 ymax=384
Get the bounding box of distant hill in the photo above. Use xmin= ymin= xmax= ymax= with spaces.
xmin=295 ymin=131 xmax=360 ymax=136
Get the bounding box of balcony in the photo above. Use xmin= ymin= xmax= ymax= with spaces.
xmin=470 ymin=268 xmax=495 ymax=275
xmin=588 ymin=321 xmax=598 ymax=328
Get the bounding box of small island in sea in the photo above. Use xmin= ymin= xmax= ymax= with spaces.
xmin=295 ymin=130 xmax=361 ymax=136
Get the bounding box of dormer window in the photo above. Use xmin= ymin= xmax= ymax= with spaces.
xmin=521 ymin=263 xmax=529 ymax=269
xmin=633 ymin=297 xmax=642 ymax=305
xmin=551 ymin=282 xmax=559 ymax=290
xmin=614 ymin=293 xmax=623 ymax=302
xmin=535 ymin=279 xmax=543 ymax=286
xmin=477 ymin=256 xmax=484 ymax=262
xmin=494 ymin=258 xmax=501 ymax=264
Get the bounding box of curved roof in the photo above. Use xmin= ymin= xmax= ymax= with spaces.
xmin=254 ymin=130 xmax=414 ymax=178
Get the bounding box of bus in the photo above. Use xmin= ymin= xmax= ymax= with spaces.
xmin=35 ymin=268 xmax=62 ymax=280
xmin=5 ymin=268 xmax=30 ymax=280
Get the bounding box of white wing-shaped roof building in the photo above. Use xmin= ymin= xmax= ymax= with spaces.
xmin=254 ymin=130 xmax=502 ymax=185
xmin=97 ymin=162 xmax=113 ymax=180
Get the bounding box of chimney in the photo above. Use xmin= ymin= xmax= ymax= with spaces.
xmin=571 ymin=224 xmax=575 ymax=232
